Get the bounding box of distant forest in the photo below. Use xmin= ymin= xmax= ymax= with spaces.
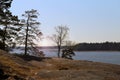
xmin=74 ymin=42 xmax=120 ymax=51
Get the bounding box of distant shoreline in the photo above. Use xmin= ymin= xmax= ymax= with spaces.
xmin=74 ymin=50 xmax=120 ymax=52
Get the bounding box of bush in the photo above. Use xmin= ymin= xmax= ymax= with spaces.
xmin=61 ymin=48 xmax=75 ymax=60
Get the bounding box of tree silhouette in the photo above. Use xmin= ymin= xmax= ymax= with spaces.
xmin=17 ymin=9 xmax=42 ymax=55
xmin=74 ymin=42 xmax=120 ymax=51
xmin=62 ymin=48 xmax=75 ymax=60
xmin=0 ymin=0 xmax=20 ymax=51
xmin=50 ymin=25 xmax=69 ymax=58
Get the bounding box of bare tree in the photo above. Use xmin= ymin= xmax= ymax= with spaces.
xmin=65 ymin=40 xmax=76 ymax=49
xmin=50 ymin=25 xmax=69 ymax=58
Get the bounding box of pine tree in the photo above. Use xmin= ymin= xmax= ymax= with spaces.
xmin=17 ymin=9 xmax=42 ymax=55
xmin=0 ymin=0 xmax=21 ymax=51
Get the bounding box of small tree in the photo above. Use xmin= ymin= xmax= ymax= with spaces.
xmin=50 ymin=25 xmax=69 ymax=58
xmin=17 ymin=9 xmax=42 ymax=55
xmin=61 ymin=48 xmax=75 ymax=60
xmin=61 ymin=41 xmax=76 ymax=60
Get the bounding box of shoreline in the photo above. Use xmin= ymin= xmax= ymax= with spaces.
xmin=74 ymin=50 xmax=120 ymax=52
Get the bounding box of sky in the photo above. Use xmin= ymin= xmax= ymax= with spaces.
xmin=10 ymin=0 xmax=120 ymax=46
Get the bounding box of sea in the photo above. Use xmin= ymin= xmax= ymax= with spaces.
xmin=11 ymin=48 xmax=120 ymax=65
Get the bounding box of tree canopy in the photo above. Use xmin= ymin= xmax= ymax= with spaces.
xmin=17 ymin=9 xmax=42 ymax=55
xmin=0 ymin=0 xmax=21 ymax=51
xmin=50 ymin=25 xmax=69 ymax=57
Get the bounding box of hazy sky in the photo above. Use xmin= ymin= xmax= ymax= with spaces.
xmin=10 ymin=0 xmax=120 ymax=46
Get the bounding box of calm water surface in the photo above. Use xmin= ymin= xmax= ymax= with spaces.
xmin=41 ymin=49 xmax=120 ymax=65
xmin=74 ymin=51 xmax=120 ymax=65
xmin=12 ymin=48 xmax=120 ymax=65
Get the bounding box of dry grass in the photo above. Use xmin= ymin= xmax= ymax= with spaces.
xmin=0 ymin=50 xmax=39 ymax=79
xmin=0 ymin=50 xmax=120 ymax=80
xmin=30 ymin=58 xmax=120 ymax=80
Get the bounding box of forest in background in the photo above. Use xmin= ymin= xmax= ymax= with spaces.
xmin=27 ymin=41 xmax=120 ymax=51
xmin=74 ymin=42 xmax=120 ymax=51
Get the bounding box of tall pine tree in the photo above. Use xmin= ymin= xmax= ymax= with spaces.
xmin=17 ymin=9 xmax=42 ymax=55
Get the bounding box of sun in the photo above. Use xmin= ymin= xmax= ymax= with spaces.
xmin=41 ymin=39 xmax=51 ymax=46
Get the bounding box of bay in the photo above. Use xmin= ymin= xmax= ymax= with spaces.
xmin=11 ymin=48 xmax=120 ymax=65
xmin=40 ymin=49 xmax=120 ymax=65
